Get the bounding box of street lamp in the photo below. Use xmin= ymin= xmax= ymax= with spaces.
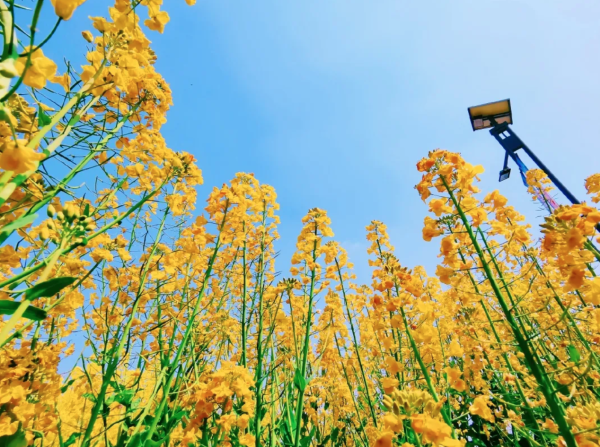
xmin=468 ymin=99 xmax=582 ymax=208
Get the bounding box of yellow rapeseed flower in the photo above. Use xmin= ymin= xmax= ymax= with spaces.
xmin=0 ymin=139 xmax=44 ymax=174
xmin=50 ymin=0 xmax=88 ymax=20
xmin=15 ymin=47 xmax=57 ymax=89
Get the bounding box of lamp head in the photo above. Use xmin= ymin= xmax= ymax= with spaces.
xmin=468 ymin=99 xmax=513 ymax=131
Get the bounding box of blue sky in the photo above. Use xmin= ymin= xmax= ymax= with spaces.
xmin=51 ymin=0 xmax=600 ymax=283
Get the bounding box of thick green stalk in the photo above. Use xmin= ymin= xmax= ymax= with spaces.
xmin=293 ymin=223 xmax=318 ymax=447
xmin=254 ymin=208 xmax=269 ymax=445
xmin=0 ymin=0 xmax=43 ymax=102
xmin=241 ymin=230 xmax=248 ymax=367
xmin=133 ymin=206 xmax=230 ymax=446
xmin=333 ymin=331 xmax=370 ymax=446
xmin=527 ymin=252 xmax=600 ymax=368
xmin=395 ymin=292 xmax=453 ymax=428
xmin=479 ymin=300 xmax=546 ymax=445
xmin=440 ymin=174 xmax=577 ymax=447
xmin=335 ymin=258 xmax=378 ymax=427
xmin=80 ymin=209 xmax=169 ymax=447
xmin=453 ymin=241 xmax=546 ymax=442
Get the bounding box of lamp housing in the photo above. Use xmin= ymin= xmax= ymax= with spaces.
xmin=468 ymin=99 xmax=513 ymax=131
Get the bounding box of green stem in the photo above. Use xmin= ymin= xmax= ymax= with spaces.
xmin=440 ymin=174 xmax=577 ymax=447
xmin=80 ymin=209 xmax=169 ymax=447
xmin=0 ymin=181 xmax=164 ymax=289
xmin=335 ymin=258 xmax=378 ymax=427
xmin=130 ymin=205 xmax=230 ymax=446
xmin=241 ymin=224 xmax=248 ymax=367
xmin=254 ymin=207 xmax=269 ymax=444
xmin=293 ymin=223 xmax=318 ymax=447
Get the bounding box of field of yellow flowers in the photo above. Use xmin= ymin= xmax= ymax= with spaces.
xmin=1 ymin=1 xmax=600 ymax=447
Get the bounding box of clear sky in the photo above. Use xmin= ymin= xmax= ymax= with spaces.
xmin=51 ymin=0 xmax=600 ymax=283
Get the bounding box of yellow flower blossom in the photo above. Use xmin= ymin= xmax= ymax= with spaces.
xmin=469 ymin=396 xmax=495 ymax=422
xmin=144 ymin=10 xmax=170 ymax=33
xmin=50 ymin=0 xmax=88 ymax=20
xmin=0 ymin=139 xmax=44 ymax=174
xmin=15 ymin=47 xmax=57 ymax=89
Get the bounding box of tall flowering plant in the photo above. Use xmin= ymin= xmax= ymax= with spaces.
xmin=1 ymin=2 xmax=600 ymax=447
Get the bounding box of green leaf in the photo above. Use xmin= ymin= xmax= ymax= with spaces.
xmin=24 ymin=277 xmax=77 ymax=301
xmin=169 ymin=409 xmax=187 ymax=424
xmin=318 ymin=435 xmax=330 ymax=447
xmin=115 ymin=389 xmax=134 ymax=407
xmin=84 ymin=203 xmax=90 ymax=217
xmin=147 ymin=438 xmax=166 ymax=447
xmin=129 ymin=431 xmax=166 ymax=447
xmin=300 ymin=427 xmax=316 ymax=447
xmin=300 ymin=435 xmax=312 ymax=447
xmin=109 ymin=380 xmax=125 ymax=393
xmin=0 ymin=425 xmax=27 ymax=447
xmin=63 ymin=433 xmax=81 ymax=447
xmin=293 ymin=368 xmax=307 ymax=393
xmin=330 ymin=427 xmax=339 ymax=444
xmin=82 ymin=392 xmax=97 ymax=403
xmin=61 ymin=378 xmax=76 ymax=393
xmin=128 ymin=432 xmax=143 ymax=447
xmin=0 ymin=213 xmax=38 ymax=242
xmin=37 ymin=105 xmax=52 ymax=127
xmin=0 ymin=300 xmax=47 ymax=320
xmin=567 ymin=344 xmax=581 ymax=363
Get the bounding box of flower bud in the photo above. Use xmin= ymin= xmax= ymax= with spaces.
xmin=40 ymin=227 xmax=50 ymax=240
xmin=47 ymin=205 xmax=56 ymax=218
xmin=82 ymin=30 xmax=94 ymax=43
xmin=64 ymin=205 xmax=74 ymax=219
xmin=382 ymin=395 xmax=394 ymax=411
